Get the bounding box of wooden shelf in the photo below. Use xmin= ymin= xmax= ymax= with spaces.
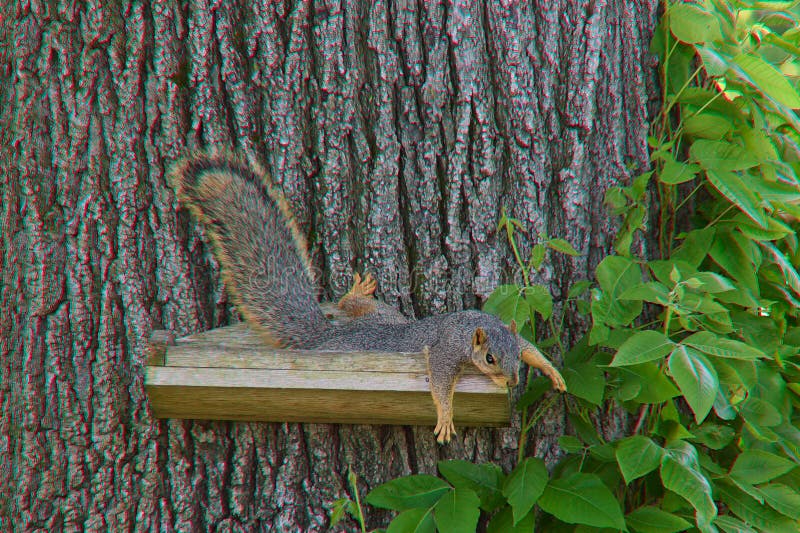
xmin=145 ymin=323 xmax=511 ymax=427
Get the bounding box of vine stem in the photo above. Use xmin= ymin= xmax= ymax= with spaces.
xmin=508 ymin=228 xmax=530 ymax=287
xmin=632 ymin=404 xmax=650 ymax=434
xmin=675 ymin=182 xmax=704 ymax=212
xmin=517 ymin=393 xmax=559 ymax=464
xmin=705 ymin=204 xmax=736 ymax=228
xmin=517 ymin=410 xmax=528 ymax=465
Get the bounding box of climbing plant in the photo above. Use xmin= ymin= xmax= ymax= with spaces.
xmin=334 ymin=1 xmax=800 ymax=531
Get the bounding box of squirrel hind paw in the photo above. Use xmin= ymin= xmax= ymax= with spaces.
xmin=434 ymin=418 xmax=457 ymax=444
xmin=352 ymin=272 xmax=376 ymax=296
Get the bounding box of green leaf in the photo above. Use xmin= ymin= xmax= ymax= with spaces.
xmin=709 ymin=231 xmax=759 ymax=291
xmin=589 ymin=443 xmax=616 ymax=463
xmin=659 ymin=158 xmax=701 ymax=184
xmin=366 ymin=475 xmax=450 ymax=511
xmin=690 ymin=140 xmax=760 ymax=172
xmin=501 ymin=457 xmax=548 ymax=525
xmin=625 ymin=506 xmax=693 ymax=533
xmin=619 ymin=281 xmax=670 ymax=304
xmin=733 ymin=53 xmax=800 ymax=109
xmin=605 ymin=186 xmax=627 ymax=211
xmin=717 ymin=481 xmax=798 ymax=533
xmin=386 ymin=507 xmax=435 ymax=533
xmin=669 ymin=4 xmax=722 ymax=43
xmin=682 ymin=113 xmax=733 ymax=140
xmin=714 ymin=358 xmax=758 ymax=389
xmin=690 ymin=423 xmax=735 ymax=450
xmin=736 ymin=214 xmax=793 ymax=242
xmin=668 ymin=345 xmax=719 ymax=423
xmin=483 ymin=285 xmax=529 ymax=326
xmin=649 ymin=259 xmax=696 ymax=286
xmin=516 ymin=375 xmax=551 ymax=410
xmin=632 ymin=171 xmax=652 ymax=198
xmin=558 ymin=435 xmax=585 ymax=453
xmin=706 ymin=170 xmax=768 ymax=229
xmin=749 ymin=176 xmax=800 ymax=203
xmin=659 ymin=441 xmax=716 ymax=530
xmin=672 ymin=227 xmax=715 ymax=268
xmin=611 ymin=331 xmax=675 ymax=367
xmin=759 ymin=483 xmax=800 ymax=519
xmin=437 ymin=461 xmax=505 ymax=512
xmin=486 ymin=506 xmax=535 ymax=533
xmin=547 ymin=238 xmax=580 ymax=256
xmin=713 ymin=514 xmax=758 ymax=533
xmin=697 ymin=45 xmax=729 ymax=76
xmin=684 ymin=272 xmax=736 ymax=293
xmin=759 ymin=241 xmax=800 ymax=299
xmin=529 ymin=243 xmax=546 ymax=271
xmin=714 ymin=286 xmax=759 ymax=309
xmin=620 ymin=362 xmax=680 ymax=403
xmin=569 ymin=413 xmax=603 ymax=446
xmin=524 ymin=285 xmax=553 ymax=320
xmin=568 ymin=280 xmax=592 ymax=298
xmin=615 ymin=204 xmax=647 ymax=256
xmin=433 ymin=487 xmax=480 ymax=533
xmin=537 ymin=472 xmax=627 ymax=530
xmin=729 ymin=450 xmax=796 ymax=485
xmin=615 ymin=436 xmax=663 ymax=484
xmin=676 ymin=291 xmax=729 ymax=317
xmin=740 ymin=397 xmax=783 ymax=428
xmin=563 ymin=362 xmax=605 ymax=405
xmin=592 ymin=256 xmax=644 ymax=327
xmin=329 ymin=498 xmax=350 ymax=527
xmin=683 ymin=331 xmax=766 ymax=360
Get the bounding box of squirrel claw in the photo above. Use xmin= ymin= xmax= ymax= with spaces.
xmin=348 ymin=272 xmax=377 ymax=297
xmin=547 ymin=368 xmax=567 ymax=392
xmin=434 ymin=418 xmax=456 ymax=444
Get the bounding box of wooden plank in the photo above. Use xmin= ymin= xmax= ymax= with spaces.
xmin=144 ymin=324 xmax=511 ymax=426
xmin=147 ymin=330 xmax=175 ymax=366
xmin=145 ymin=378 xmax=509 ymax=426
xmin=145 ymin=366 xmax=500 ymax=393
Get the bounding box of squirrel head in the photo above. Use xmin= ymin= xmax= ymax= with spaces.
xmin=470 ymin=319 xmax=520 ymax=388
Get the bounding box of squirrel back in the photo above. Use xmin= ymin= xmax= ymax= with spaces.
xmin=169 ymin=151 xmax=331 ymax=348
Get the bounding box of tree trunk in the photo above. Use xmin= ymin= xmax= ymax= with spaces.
xmin=1 ymin=0 xmax=658 ymax=530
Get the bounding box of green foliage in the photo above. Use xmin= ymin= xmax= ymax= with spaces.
xmin=615 ymin=435 xmax=663 ymax=483
xmin=433 ymin=487 xmax=480 ymax=533
xmin=625 ymin=506 xmax=693 ymax=533
xmin=366 ymin=475 xmax=450 ymax=511
xmin=336 ymin=1 xmax=800 ymax=531
xmin=537 ymin=473 xmax=627 ymax=530
xmin=330 ymin=470 xmax=367 ymax=533
xmin=501 ymin=458 xmax=547 ymax=524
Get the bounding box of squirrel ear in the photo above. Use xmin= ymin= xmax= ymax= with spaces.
xmin=508 ymin=320 xmax=518 ymax=335
xmin=472 ymin=327 xmax=488 ymax=351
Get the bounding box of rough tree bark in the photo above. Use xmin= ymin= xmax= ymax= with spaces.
xmin=1 ymin=0 xmax=658 ymax=531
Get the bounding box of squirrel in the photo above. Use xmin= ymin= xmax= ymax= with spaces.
xmin=169 ymin=150 xmax=566 ymax=444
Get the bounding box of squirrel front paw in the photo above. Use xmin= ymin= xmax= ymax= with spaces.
xmin=434 ymin=415 xmax=457 ymax=444
xmin=521 ymin=344 xmax=567 ymax=393
xmin=546 ymin=366 xmax=567 ymax=392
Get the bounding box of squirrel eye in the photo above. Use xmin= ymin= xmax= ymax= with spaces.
xmin=486 ymin=354 xmax=495 ymax=365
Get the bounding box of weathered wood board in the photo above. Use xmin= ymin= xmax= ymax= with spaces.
xmin=145 ymin=323 xmax=511 ymax=426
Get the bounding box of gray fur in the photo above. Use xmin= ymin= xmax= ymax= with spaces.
xmin=319 ymin=311 xmax=520 ymax=387
xmin=172 ymin=152 xmax=522 ymax=442
xmin=172 ymin=153 xmax=332 ymax=348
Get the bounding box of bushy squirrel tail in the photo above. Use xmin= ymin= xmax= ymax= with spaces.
xmin=169 ymin=150 xmax=331 ymax=348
